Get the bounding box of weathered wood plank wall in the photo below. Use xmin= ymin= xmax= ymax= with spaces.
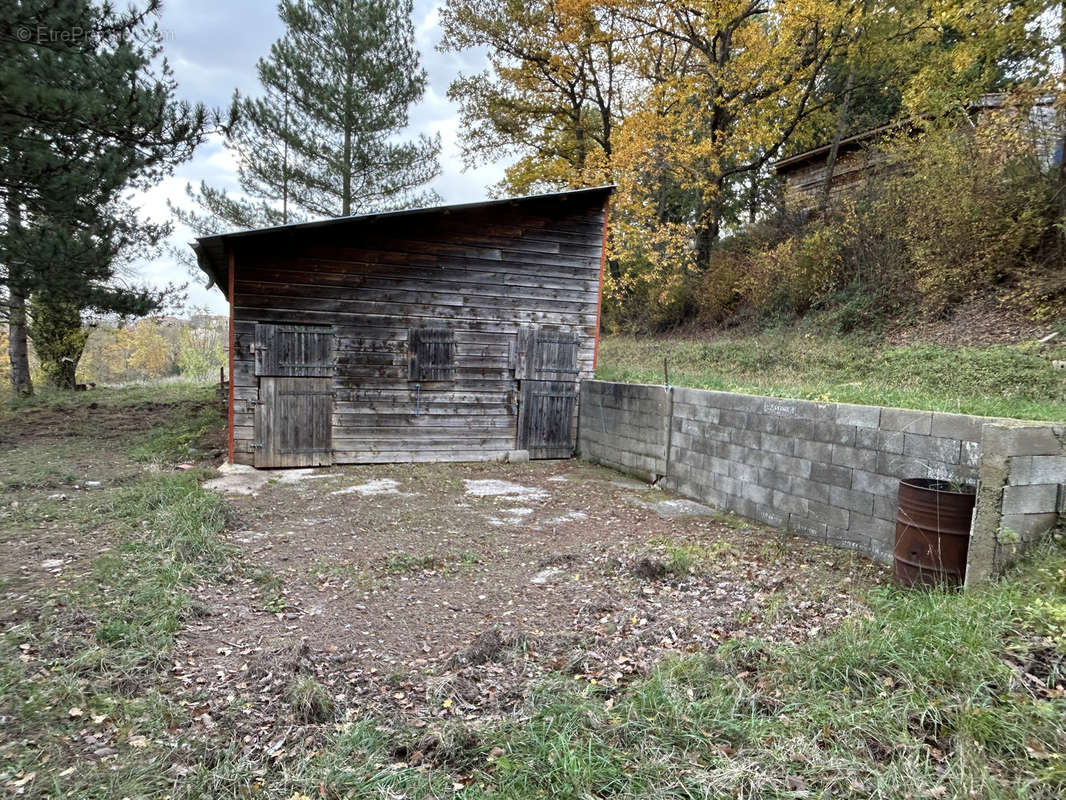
xmin=226 ymin=193 xmax=607 ymax=465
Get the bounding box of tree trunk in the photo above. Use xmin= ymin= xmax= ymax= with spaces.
xmin=341 ymin=59 xmax=353 ymax=216
xmin=818 ymin=63 xmax=855 ymax=215
xmin=7 ymin=286 xmax=33 ymax=397
xmin=6 ymin=198 xmax=33 ymax=396
xmin=342 ymin=123 xmax=352 ymax=216
xmin=695 ymin=185 xmax=723 ymax=268
xmin=695 ymin=218 xmax=719 ymax=269
xmin=282 ymin=88 xmax=291 ymax=225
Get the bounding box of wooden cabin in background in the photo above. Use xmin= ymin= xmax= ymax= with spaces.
xmin=193 ymin=186 xmax=612 ymax=468
xmin=772 ymin=125 xmax=891 ymax=214
xmin=775 ymin=93 xmax=1064 ymax=215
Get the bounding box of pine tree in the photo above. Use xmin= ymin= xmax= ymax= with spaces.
xmin=1 ymin=0 xmax=216 ymax=394
xmin=276 ymin=0 xmax=441 ymax=216
xmin=174 ymin=0 xmax=441 ymax=243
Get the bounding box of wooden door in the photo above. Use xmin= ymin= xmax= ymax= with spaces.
xmin=254 ymin=377 xmax=333 ymax=468
xmin=253 ymin=323 xmax=335 ymax=467
xmin=517 ymin=380 xmax=579 ymax=459
xmin=255 ymin=323 xmax=334 ymax=377
xmin=515 ymin=326 xmax=580 ymax=459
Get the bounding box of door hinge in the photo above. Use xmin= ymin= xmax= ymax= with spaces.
xmin=250 ymin=442 xmax=263 ymax=449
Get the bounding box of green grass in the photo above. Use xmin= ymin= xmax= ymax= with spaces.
xmin=382 ymin=549 xmax=481 ymax=576
xmin=0 ymin=471 xmax=233 ymax=798
xmin=597 ymin=333 xmax=1066 ymax=421
xmin=129 ymin=398 xmax=223 ymax=463
xmin=0 ymin=378 xmax=216 ymax=421
xmin=0 ymin=383 xmax=233 ymax=798
xmin=286 ymin=676 xmax=335 ymax=723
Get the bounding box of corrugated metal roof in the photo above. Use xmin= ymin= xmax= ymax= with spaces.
xmin=192 ymin=185 xmax=615 ymax=295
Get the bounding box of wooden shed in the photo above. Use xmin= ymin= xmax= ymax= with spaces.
xmin=193 ymin=186 xmax=613 ymax=468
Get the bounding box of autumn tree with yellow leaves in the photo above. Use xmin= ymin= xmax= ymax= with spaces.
xmin=444 ymin=0 xmax=1064 ymax=328
xmin=439 ymin=0 xmax=630 ymax=194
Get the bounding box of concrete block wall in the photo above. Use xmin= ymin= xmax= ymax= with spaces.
xmin=967 ymin=423 xmax=1066 ymax=581
xmin=578 ymin=381 xmax=670 ymax=482
xmin=579 ymin=381 xmax=1064 ymax=576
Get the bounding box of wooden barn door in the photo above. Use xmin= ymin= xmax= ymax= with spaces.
xmin=516 ymin=327 xmax=580 ymax=459
xmin=255 ymin=378 xmax=333 ymax=467
xmin=253 ymin=323 xmax=335 ymax=468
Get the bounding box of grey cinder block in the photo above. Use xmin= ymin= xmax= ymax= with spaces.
xmin=1009 ymin=455 xmax=1066 ymax=486
xmin=742 ymin=483 xmax=773 ymax=505
xmin=1002 ymin=426 xmax=1062 ymax=457
xmin=730 ymin=461 xmax=759 ymax=483
xmin=848 ymin=512 xmax=892 ymax=539
xmin=772 ymin=490 xmax=809 ymax=516
xmin=836 ymin=403 xmax=882 ymax=428
xmin=795 ymin=439 xmax=834 ymax=463
xmin=810 ymin=461 xmax=853 ymax=489
xmin=855 ymin=427 xmax=879 ymax=450
xmin=760 ymin=432 xmax=795 ymax=456
xmin=999 ymin=512 xmax=1060 ymax=541
xmin=961 ymin=441 xmax=982 ymax=469
xmin=873 ymin=493 xmax=899 ymax=522
xmin=809 ymin=421 xmax=857 ymax=446
xmin=903 ymin=433 xmax=962 ymax=465
xmin=754 ymin=504 xmax=788 ymax=529
xmin=1002 ymin=484 xmax=1060 ymax=516
xmin=881 ymin=408 xmax=933 ymax=435
xmin=852 ymin=469 xmax=899 ymax=497
xmin=930 ymin=412 xmax=985 ymax=442
xmin=790 ymin=476 xmax=832 ymax=504
xmin=730 ymin=428 xmax=762 ymax=449
xmin=763 ymin=398 xmax=837 ymax=422
xmin=759 ymin=468 xmax=793 ymax=494
xmin=806 ymin=500 xmax=851 ymax=529
xmin=829 ymin=485 xmax=875 ymax=516
xmin=831 ymin=444 xmax=878 ymax=472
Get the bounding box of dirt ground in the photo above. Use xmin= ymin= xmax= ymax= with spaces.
xmin=181 ymin=458 xmax=887 ymax=756
xmin=0 ymin=394 xmax=887 ymax=771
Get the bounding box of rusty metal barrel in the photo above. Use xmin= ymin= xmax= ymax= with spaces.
xmin=894 ymin=478 xmax=977 ymax=587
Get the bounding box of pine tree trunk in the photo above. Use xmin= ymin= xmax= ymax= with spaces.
xmin=7 ymin=286 xmax=33 ymax=397
xmin=342 ymin=58 xmax=353 ymax=216
xmin=342 ymin=124 xmax=352 ymax=216
xmin=6 ymin=198 xmax=33 ymax=396
xmin=282 ymin=90 xmax=291 ymax=224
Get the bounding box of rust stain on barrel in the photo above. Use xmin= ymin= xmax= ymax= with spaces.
xmin=894 ymin=478 xmax=976 ymax=588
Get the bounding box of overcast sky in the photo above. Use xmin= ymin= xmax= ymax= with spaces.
xmin=134 ymin=0 xmax=507 ymax=315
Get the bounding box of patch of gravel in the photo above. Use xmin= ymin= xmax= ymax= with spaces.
xmin=463 ymin=479 xmax=550 ymax=501
xmin=331 ymin=478 xmax=404 ymax=496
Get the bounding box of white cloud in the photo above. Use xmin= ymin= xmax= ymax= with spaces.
xmin=122 ymin=0 xmax=507 ymax=316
